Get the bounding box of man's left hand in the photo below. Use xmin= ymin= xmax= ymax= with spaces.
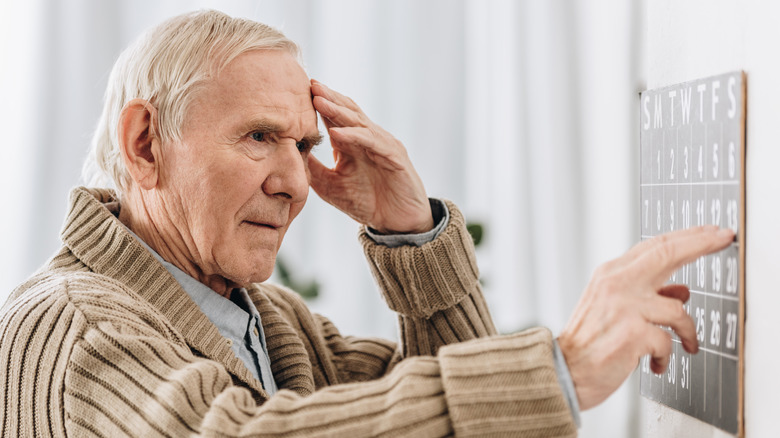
xmin=308 ymin=80 xmax=434 ymax=234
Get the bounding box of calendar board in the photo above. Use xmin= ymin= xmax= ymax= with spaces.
xmin=638 ymin=71 xmax=745 ymax=436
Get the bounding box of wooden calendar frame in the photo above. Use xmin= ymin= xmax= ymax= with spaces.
xmin=638 ymin=71 xmax=746 ymax=437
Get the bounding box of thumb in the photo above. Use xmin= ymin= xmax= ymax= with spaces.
xmin=307 ymin=154 xmax=337 ymax=199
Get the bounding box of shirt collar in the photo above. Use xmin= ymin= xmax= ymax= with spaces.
xmin=123 ymin=228 xmax=255 ymax=344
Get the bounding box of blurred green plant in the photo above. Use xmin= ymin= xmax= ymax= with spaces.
xmin=275 ymin=256 xmax=319 ymax=300
xmin=466 ymin=222 xmax=484 ymax=247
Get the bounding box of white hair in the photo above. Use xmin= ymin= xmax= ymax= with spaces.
xmin=83 ymin=10 xmax=300 ymax=197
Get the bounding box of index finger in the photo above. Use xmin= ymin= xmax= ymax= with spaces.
xmin=311 ymin=80 xmax=362 ymax=112
xmin=621 ymin=225 xmax=718 ymax=267
xmin=631 ymin=227 xmax=734 ymax=284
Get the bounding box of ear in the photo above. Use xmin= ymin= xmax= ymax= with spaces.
xmin=118 ymin=99 xmax=161 ymax=191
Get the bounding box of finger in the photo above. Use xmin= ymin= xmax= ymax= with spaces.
xmin=640 ymin=295 xmax=698 ymax=354
xmin=658 ymin=284 xmax=690 ymax=303
xmin=311 ymin=80 xmax=362 ymax=112
xmin=313 ymin=95 xmax=363 ymax=128
xmin=632 ymin=227 xmax=734 ymax=284
xmin=621 ymin=225 xmax=719 ymax=267
xmin=596 ymin=226 xmax=718 ymax=278
xmin=328 ymin=127 xmax=402 ymax=170
xmin=646 ymin=325 xmax=673 ymax=374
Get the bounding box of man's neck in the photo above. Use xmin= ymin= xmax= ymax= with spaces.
xmin=117 ymin=190 xmax=237 ymax=297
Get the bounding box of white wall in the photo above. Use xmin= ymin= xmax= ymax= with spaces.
xmin=641 ymin=1 xmax=780 ymax=436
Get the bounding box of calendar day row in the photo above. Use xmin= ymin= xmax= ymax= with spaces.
xmin=654 ymin=287 xmax=740 ymax=354
xmin=640 ymin=188 xmax=739 ymax=235
xmin=641 ymin=73 xmax=742 ymax=131
xmin=640 ymin=128 xmax=741 ymax=184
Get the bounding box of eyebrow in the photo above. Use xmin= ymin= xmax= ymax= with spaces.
xmin=239 ymin=119 xmax=323 ymax=146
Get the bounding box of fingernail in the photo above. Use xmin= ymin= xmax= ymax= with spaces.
xmin=717 ymin=228 xmax=735 ymax=238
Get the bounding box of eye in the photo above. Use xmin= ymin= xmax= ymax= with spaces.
xmin=296 ymin=141 xmax=307 ymax=152
xmin=251 ymin=132 xmax=265 ymax=142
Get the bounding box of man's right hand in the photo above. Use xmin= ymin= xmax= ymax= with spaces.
xmin=557 ymin=225 xmax=735 ymax=410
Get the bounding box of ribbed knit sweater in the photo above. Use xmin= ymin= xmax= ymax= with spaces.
xmin=0 ymin=187 xmax=576 ymax=437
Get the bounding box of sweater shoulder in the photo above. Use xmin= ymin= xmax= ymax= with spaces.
xmin=2 ymin=270 xmax=181 ymax=343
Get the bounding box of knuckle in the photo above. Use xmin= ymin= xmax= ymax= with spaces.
xmin=625 ymin=319 xmax=644 ymax=341
xmin=654 ymin=241 xmax=676 ymax=264
xmin=654 ymin=233 xmax=671 ymax=245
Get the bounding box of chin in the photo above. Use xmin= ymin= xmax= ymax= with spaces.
xmin=229 ymin=260 xmax=276 ymax=286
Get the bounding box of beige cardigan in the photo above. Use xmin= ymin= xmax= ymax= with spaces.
xmin=0 ymin=187 xmax=576 ymax=437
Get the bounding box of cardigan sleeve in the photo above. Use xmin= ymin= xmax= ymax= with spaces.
xmin=1 ymin=273 xmax=576 ymax=437
xmin=359 ymin=200 xmax=498 ymax=357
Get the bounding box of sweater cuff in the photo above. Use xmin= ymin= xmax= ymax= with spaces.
xmin=438 ymin=328 xmax=578 ymax=437
xmin=359 ymin=200 xmax=480 ymax=318
xmin=364 ymin=199 xmax=449 ymax=248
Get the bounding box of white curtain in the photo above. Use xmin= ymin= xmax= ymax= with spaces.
xmin=0 ymin=0 xmax=641 ymax=435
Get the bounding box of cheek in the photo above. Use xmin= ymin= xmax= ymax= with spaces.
xmin=276 ymin=198 xmax=308 ymax=249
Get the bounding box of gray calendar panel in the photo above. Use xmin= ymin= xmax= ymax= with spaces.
xmin=639 ymin=71 xmax=743 ymax=436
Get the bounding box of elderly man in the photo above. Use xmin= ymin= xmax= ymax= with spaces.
xmin=0 ymin=10 xmax=732 ymax=437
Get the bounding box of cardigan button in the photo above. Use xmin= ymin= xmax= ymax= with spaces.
xmin=226 ymin=339 xmax=233 ymax=347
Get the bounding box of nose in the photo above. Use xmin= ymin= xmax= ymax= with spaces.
xmin=261 ymin=142 xmax=309 ymax=203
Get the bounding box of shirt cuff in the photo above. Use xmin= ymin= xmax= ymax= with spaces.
xmin=553 ymin=338 xmax=582 ymax=428
xmin=364 ymin=199 xmax=450 ymax=248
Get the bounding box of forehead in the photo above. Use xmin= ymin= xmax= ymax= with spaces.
xmin=185 ymin=50 xmax=316 ymax=134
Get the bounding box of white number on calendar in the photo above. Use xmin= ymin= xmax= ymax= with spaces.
xmin=726 ymin=199 xmax=738 ymax=232
xmin=728 ymin=141 xmax=736 ymax=179
xmin=669 ymin=200 xmax=675 ymax=231
xmin=695 ymin=307 xmax=706 ymax=343
xmin=657 ymin=200 xmax=661 ymax=231
xmin=711 ymin=198 xmax=721 ymax=226
xmin=726 ymin=256 xmax=738 ymax=294
xmin=696 ymin=256 xmax=706 ymax=288
xmin=681 ymin=199 xmax=690 ymax=228
xmin=667 ymin=352 xmax=676 ymax=385
xmin=725 ymin=312 xmax=737 ymax=350
xmin=712 ymin=142 xmax=719 ymax=178
xmin=657 ymin=150 xmax=661 ymax=180
xmin=644 ymin=200 xmax=649 ymax=230
xmin=710 ymin=310 xmax=721 ymax=347
xmin=696 ymin=199 xmax=705 ymax=226
xmin=712 ymin=256 xmax=721 ymax=292
xmin=680 ymin=355 xmax=690 ymax=389
xmin=684 ymin=146 xmax=689 ymax=179
xmin=670 ymin=149 xmax=675 ymax=180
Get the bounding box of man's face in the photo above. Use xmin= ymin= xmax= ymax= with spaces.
xmin=159 ymin=50 xmax=320 ymax=286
